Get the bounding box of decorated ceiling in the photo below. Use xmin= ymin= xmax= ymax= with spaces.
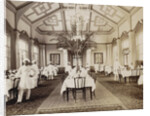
xmin=7 ymin=0 xmax=141 ymax=43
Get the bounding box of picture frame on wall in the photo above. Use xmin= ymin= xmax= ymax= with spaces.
xmin=94 ymin=53 xmax=103 ymax=64
xmin=50 ymin=53 xmax=60 ymax=65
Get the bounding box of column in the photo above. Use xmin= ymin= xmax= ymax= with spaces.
xmin=116 ymin=38 xmax=122 ymax=65
xmin=86 ymin=49 xmax=92 ymax=66
xmin=29 ymin=39 xmax=34 ymax=61
xmin=11 ymin=29 xmax=17 ymax=69
xmin=128 ymin=30 xmax=136 ymax=67
xmin=63 ymin=49 xmax=68 ymax=67
xmin=39 ymin=45 xmax=46 ymax=67
xmin=15 ymin=31 xmax=20 ymax=69
xmin=106 ymin=44 xmax=113 ymax=66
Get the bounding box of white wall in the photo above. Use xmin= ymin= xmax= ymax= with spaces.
xmin=132 ymin=8 xmax=143 ymax=30
xmin=17 ymin=19 xmax=31 ymax=37
xmin=45 ymin=44 xmax=64 ymax=67
xmin=92 ymin=35 xmax=108 ymax=43
xmin=91 ymin=44 xmax=107 ymax=66
xmin=119 ymin=19 xmax=130 ymax=37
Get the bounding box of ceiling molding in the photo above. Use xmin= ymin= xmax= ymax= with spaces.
xmin=6 ymin=1 xmax=17 ymax=13
xmin=21 ymin=15 xmax=32 ymax=26
xmin=37 ymin=28 xmax=114 ymax=36
xmin=16 ymin=2 xmax=36 ymax=23
xmin=36 ymin=27 xmax=68 ymax=35
xmin=118 ymin=16 xmax=129 ymax=26
xmin=59 ymin=3 xmax=67 ymax=32
xmin=88 ymin=5 xmax=92 ymax=32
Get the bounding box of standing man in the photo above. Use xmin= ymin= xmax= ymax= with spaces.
xmin=46 ymin=61 xmax=54 ymax=80
xmin=113 ymin=59 xmax=122 ymax=81
xmin=16 ymin=58 xmax=35 ymax=103
xmin=94 ymin=63 xmax=99 ymax=73
xmin=53 ymin=63 xmax=58 ymax=76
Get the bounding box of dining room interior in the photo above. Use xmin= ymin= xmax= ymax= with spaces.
xmin=5 ymin=0 xmax=143 ymax=115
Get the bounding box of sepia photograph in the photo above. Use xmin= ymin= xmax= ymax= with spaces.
xmin=4 ymin=0 xmax=143 ymax=115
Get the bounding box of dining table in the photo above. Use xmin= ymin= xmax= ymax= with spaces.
xmin=60 ymin=74 xmax=96 ymax=95
xmin=105 ymin=66 xmax=113 ymax=74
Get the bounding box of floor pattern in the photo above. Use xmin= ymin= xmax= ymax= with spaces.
xmin=36 ymin=80 xmax=127 ymax=114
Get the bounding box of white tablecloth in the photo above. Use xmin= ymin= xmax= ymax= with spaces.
xmin=60 ymin=75 xmax=96 ymax=95
xmin=121 ymin=69 xmax=141 ymax=78
xmin=138 ymin=75 xmax=143 ymax=85
xmin=121 ymin=70 xmax=132 ymax=78
xmin=105 ymin=66 xmax=112 ymax=74
xmin=99 ymin=65 xmax=104 ymax=72
xmin=5 ymin=79 xmax=14 ymax=97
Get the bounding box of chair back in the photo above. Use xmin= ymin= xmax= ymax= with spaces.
xmin=131 ymin=69 xmax=137 ymax=76
xmin=74 ymin=77 xmax=86 ymax=89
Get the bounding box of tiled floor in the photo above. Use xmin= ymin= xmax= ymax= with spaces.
xmin=36 ymin=80 xmax=127 ymax=114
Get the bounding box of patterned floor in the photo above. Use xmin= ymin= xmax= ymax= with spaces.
xmin=36 ymin=80 xmax=127 ymax=114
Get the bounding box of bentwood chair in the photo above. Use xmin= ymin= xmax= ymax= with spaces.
xmin=73 ymin=77 xmax=86 ymax=102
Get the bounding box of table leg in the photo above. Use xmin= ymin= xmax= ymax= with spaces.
xmin=67 ymin=89 xmax=69 ymax=102
xmin=90 ymin=87 xmax=92 ymax=100
xmin=126 ymin=77 xmax=130 ymax=83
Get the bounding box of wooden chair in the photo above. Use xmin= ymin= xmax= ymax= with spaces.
xmin=73 ymin=77 xmax=86 ymax=102
xmin=130 ymin=69 xmax=140 ymax=83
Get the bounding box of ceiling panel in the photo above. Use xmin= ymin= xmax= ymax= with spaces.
xmin=93 ymin=5 xmax=125 ymax=23
xmin=24 ymin=3 xmax=60 ymax=22
xmin=37 ymin=12 xmax=63 ymax=32
xmin=90 ymin=12 xmax=113 ymax=32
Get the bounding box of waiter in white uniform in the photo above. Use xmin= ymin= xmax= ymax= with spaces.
xmin=16 ymin=58 xmax=36 ymax=103
xmin=53 ymin=63 xmax=58 ymax=76
xmin=113 ymin=59 xmax=122 ymax=81
xmin=46 ymin=61 xmax=54 ymax=80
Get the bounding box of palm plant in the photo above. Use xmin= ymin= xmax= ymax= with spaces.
xmin=55 ymin=31 xmax=95 ymax=66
